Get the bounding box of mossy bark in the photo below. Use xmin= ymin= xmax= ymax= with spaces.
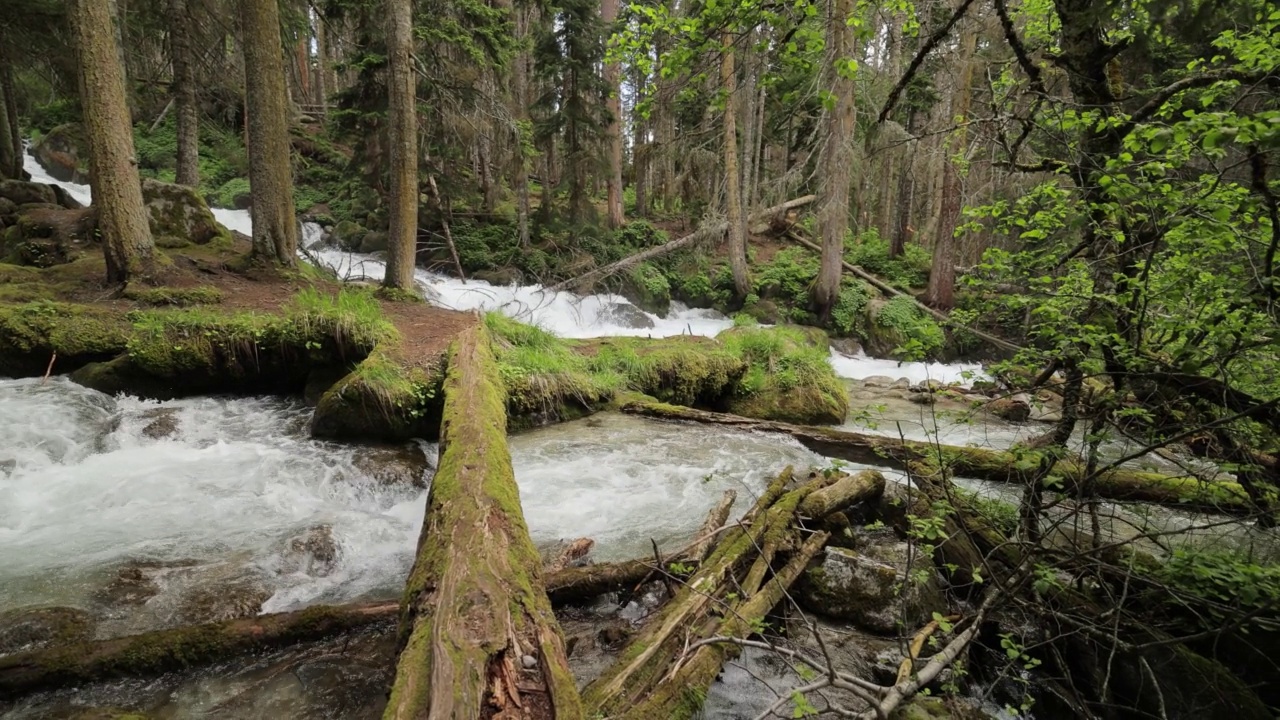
xmin=0 ymin=602 xmax=397 ymax=700
xmin=384 ymin=325 xmax=582 ymax=720
xmin=623 ymin=399 xmax=1253 ymax=516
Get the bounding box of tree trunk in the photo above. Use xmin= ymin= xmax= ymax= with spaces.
xmin=890 ymin=110 xmax=921 ymax=257
xmin=923 ymin=23 xmax=976 ymax=309
xmin=239 ymin=0 xmax=299 ymax=266
xmin=511 ymin=4 xmax=532 ymax=246
xmin=168 ymin=0 xmax=199 ymax=187
xmin=314 ymin=11 xmax=328 ymax=115
xmin=70 ymin=0 xmax=158 ymax=284
xmin=383 ymin=0 xmax=418 ymax=292
xmin=721 ymin=34 xmax=750 ymax=299
xmin=383 ymin=326 xmax=583 ymax=720
xmin=602 ymin=0 xmax=625 ymax=228
xmin=812 ymin=0 xmax=858 ymax=318
xmin=0 ymin=61 xmax=15 ymax=180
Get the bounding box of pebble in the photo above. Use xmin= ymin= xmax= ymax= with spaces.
xmin=521 ymin=654 xmax=537 ymax=669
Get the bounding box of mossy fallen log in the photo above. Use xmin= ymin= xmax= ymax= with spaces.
xmin=622 ymin=399 xmax=1254 ymax=516
xmin=582 ymin=466 xmax=882 ymax=718
xmin=0 ymin=602 xmax=397 ymax=701
xmin=383 ymin=325 xmax=582 ymax=720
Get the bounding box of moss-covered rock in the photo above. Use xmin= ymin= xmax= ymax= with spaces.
xmin=621 ymin=263 xmax=672 ymax=316
xmin=0 ymin=178 xmax=82 ymax=209
xmin=5 ymin=206 xmax=97 ymax=267
xmin=141 ymin=178 xmax=231 ymax=246
xmin=864 ymin=296 xmax=946 ymax=360
xmin=721 ymin=324 xmax=849 ymax=424
xmin=330 ymin=220 xmax=369 ymax=252
xmin=797 ymin=534 xmax=945 ymax=634
xmin=32 ymin=123 xmax=88 ymax=184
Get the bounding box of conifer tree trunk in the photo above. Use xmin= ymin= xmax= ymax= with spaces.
xmin=70 ymin=0 xmax=158 ymax=284
xmin=314 ymin=13 xmax=328 ymax=116
xmin=383 ymin=0 xmax=418 ymax=291
xmin=168 ymin=0 xmax=199 ymax=187
xmin=890 ymin=110 xmax=920 ymax=257
xmin=239 ymin=0 xmax=299 ymax=266
xmin=923 ymin=23 xmax=977 ymax=310
xmin=812 ymin=0 xmax=858 ymax=317
xmin=721 ymin=34 xmax=750 ymax=299
xmin=0 ymin=64 xmax=15 ymax=180
xmin=602 ymin=0 xmax=625 ymax=228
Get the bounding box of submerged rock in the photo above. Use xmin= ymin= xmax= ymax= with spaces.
xmin=177 ymin=577 xmax=271 ymax=624
xmin=279 ymin=525 xmax=341 ymax=576
xmin=798 ymin=532 xmax=945 ymax=634
xmin=350 ymin=442 xmax=431 ymax=487
xmin=0 ymin=605 xmax=96 ymax=655
xmin=139 ymin=407 xmax=180 ymax=439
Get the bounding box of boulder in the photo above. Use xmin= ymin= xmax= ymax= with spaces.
xmin=830 ymin=336 xmax=863 ymax=356
xmin=350 ymin=443 xmax=431 ymax=487
xmin=861 ymin=375 xmax=897 ymax=388
xmin=600 ymin=302 xmax=655 ymax=329
xmin=141 ymin=178 xmax=230 ymax=245
xmin=357 ymin=230 xmax=389 ymax=254
xmin=0 ymin=180 xmax=80 ymax=212
xmin=279 ymin=524 xmax=341 ymax=576
xmin=139 ymin=407 xmax=181 ymax=439
xmin=32 ymin=123 xmax=88 ymax=183
xmin=472 ymin=268 xmax=522 ymax=286
xmin=176 ymin=577 xmax=270 ymax=624
xmin=986 ymin=394 xmax=1031 ymax=422
xmin=329 ymin=220 xmax=368 ymax=252
xmin=3 ymin=205 xmax=96 ymax=267
xmin=0 ymin=605 xmax=96 ymax=655
xmin=798 ymin=532 xmax=945 ymax=634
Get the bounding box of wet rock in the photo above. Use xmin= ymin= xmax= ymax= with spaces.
xmin=541 ymin=537 xmax=595 ymax=572
xmin=350 ymin=443 xmax=430 ymax=487
xmin=62 ymin=707 xmax=151 ymax=720
xmin=830 ymin=336 xmax=863 ymax=356
xmin=358 ymin=230 xmax=389 ymax=254
xmin=597 ymin=623 xmax=632 ymax=648
xmin=0 ymin=605 xmax=95 ymax=655
xmin=986 ymin=394 xmax=1031 ymax=423
xmin=861 ymin=375 xmax=897 ymax=388
xmin=891 ymin=378 xmax=912 ymax=390
xmin=140 ymin=407 xmax=180 ymax=439
xmin=911 ymin=379 xmax=946 ymax=392
xmin=969 ymin=379 xmax=1000 ymax=396
xmin=280 ymin=525 xmax=341 ymax=576
xmin=893 ymin=696 xmax=996 ymax=719
xmin=94 ymin=564 xmax=163 ymax=608
xmin=798 ymin=533 xmax=945 ymax=634
xmin=0 ymin=458 xmax=14 ymax=476
xmin=472 ymin=267 xmax=522 ymax=286
xmin=908 ymin=391 xmax=935 ymax=406
xmin=32 ymin=123 xmax=88 ymax=183
xmin=142 ymin=178 xmax=229 ymax=245
xmin=177 ymin=578 xmax=271 ymax=624
xmin=521 ymin=654 xmax=537 ymax=669
xmin=600 ymin=302 xmax=655 ymax=329
xmin=330 ymin=220 xmax=369 ymax=252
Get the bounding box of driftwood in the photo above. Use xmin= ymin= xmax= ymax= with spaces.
xmin=383 ymin=325 xmax=582 ymax=720
xmin=621 ymin=398 xmax=1255 ymax=516
xmin=582 ymin=466 xmax=884 ymax=719
xmin=547 ymin=195 xmax=816 ymax=292
xmin=785 ymin=231 xmax=1022 ymax=355
xmin=0 ymin=602 xmax=398 ymax=701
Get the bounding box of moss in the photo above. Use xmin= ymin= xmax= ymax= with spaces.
xmin=310 ymin=343 xmax=446 ymax=442
xmin=720 ymin=325 xmax=849 ymax=424
xmin=0 ymin=301 xmax=130 ymax=376
xmin=124 ymin=285 xmax=224 ymax=307
xmin=867 ymin=296 xmax=946 ymax=360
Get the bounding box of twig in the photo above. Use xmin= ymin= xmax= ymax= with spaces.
xmin=41 ymin=352 xmax=56 ymax=384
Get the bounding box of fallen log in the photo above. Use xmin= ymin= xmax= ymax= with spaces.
xmin=582 ymin=466 xmax=881 ymax=718
xmin=384 ymin=325 xmax=583 ymax=720
xmin=547 ymin=195 xmax=816 ymax=292
xmin=798 ymin=469 xmax=886 ymax=518
xmin=0 ymin=602 xmax=398 ymax=701
xmin=622 ymin=398 xmax=1254 ymax=516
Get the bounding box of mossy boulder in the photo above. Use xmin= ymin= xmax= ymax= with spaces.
xmin=32 ymin=123 xmax=88 ymax=183
xmin=141 ymin=178 xmax=230 ymax=246
xmin=797 ymin=532 xmax=945 ymax=634
xmin=0 ymin=178 xmax=82 ymax=209
xmin=330 ymin=220 xmax=369 ymax=252
xmin=5 ymin=206 xmax=97 ymax=267
xmin=863 ymin=296 xmax=946 ymax=360
xmin=358 ymin=230 xmax=389 ymax=253
xmin=621 ymin=263 xmax=672 ymax=316
xmin=721 ymin=325 xmax=849 ymax=424
xmin=0 ymin=605 xmax=96 ymax=655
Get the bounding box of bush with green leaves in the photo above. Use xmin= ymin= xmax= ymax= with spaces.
xmin=845 ymin=230 xmax=931 ymax=289
xmin=875 ymin=295 xmax=945 ymax=360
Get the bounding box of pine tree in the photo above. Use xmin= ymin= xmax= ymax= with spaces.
xmin=384 ymin=0 xmax=419 ymax=291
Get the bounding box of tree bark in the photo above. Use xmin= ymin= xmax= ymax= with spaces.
xmin=383 ymin=326 xmax=583 ymax=720
xmin=383 ymin=0 xmax=418 ymax=292
xmin=239 ymin=0 xmax=299 ymax=266
xmin=923 ymin=20 xmax=977 ymax=310
xmin=0 ymin=61 xmax=15 ymax=180
xmin=890 ymin=110 xmax=921 ymax=257
xmin=602 ymin=0 xmax=625 ymax=228
xmin=314 ymin=11 xmax=328 ymax=115
xmin=621 ymin=399 xmax=1255 ymax=516
xmin=70 ymin=0 xmax=158 ymax=284
xmin=812 ymin=0 xmax=858 ymax=318
xmin=168 ymin=0 xmax=199 ymax=187
xmin=721 ymin=34 xmax=751 ymax=299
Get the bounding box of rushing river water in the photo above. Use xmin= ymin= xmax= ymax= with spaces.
xmin=8 ymin=149 xmax=1270 ymax=718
